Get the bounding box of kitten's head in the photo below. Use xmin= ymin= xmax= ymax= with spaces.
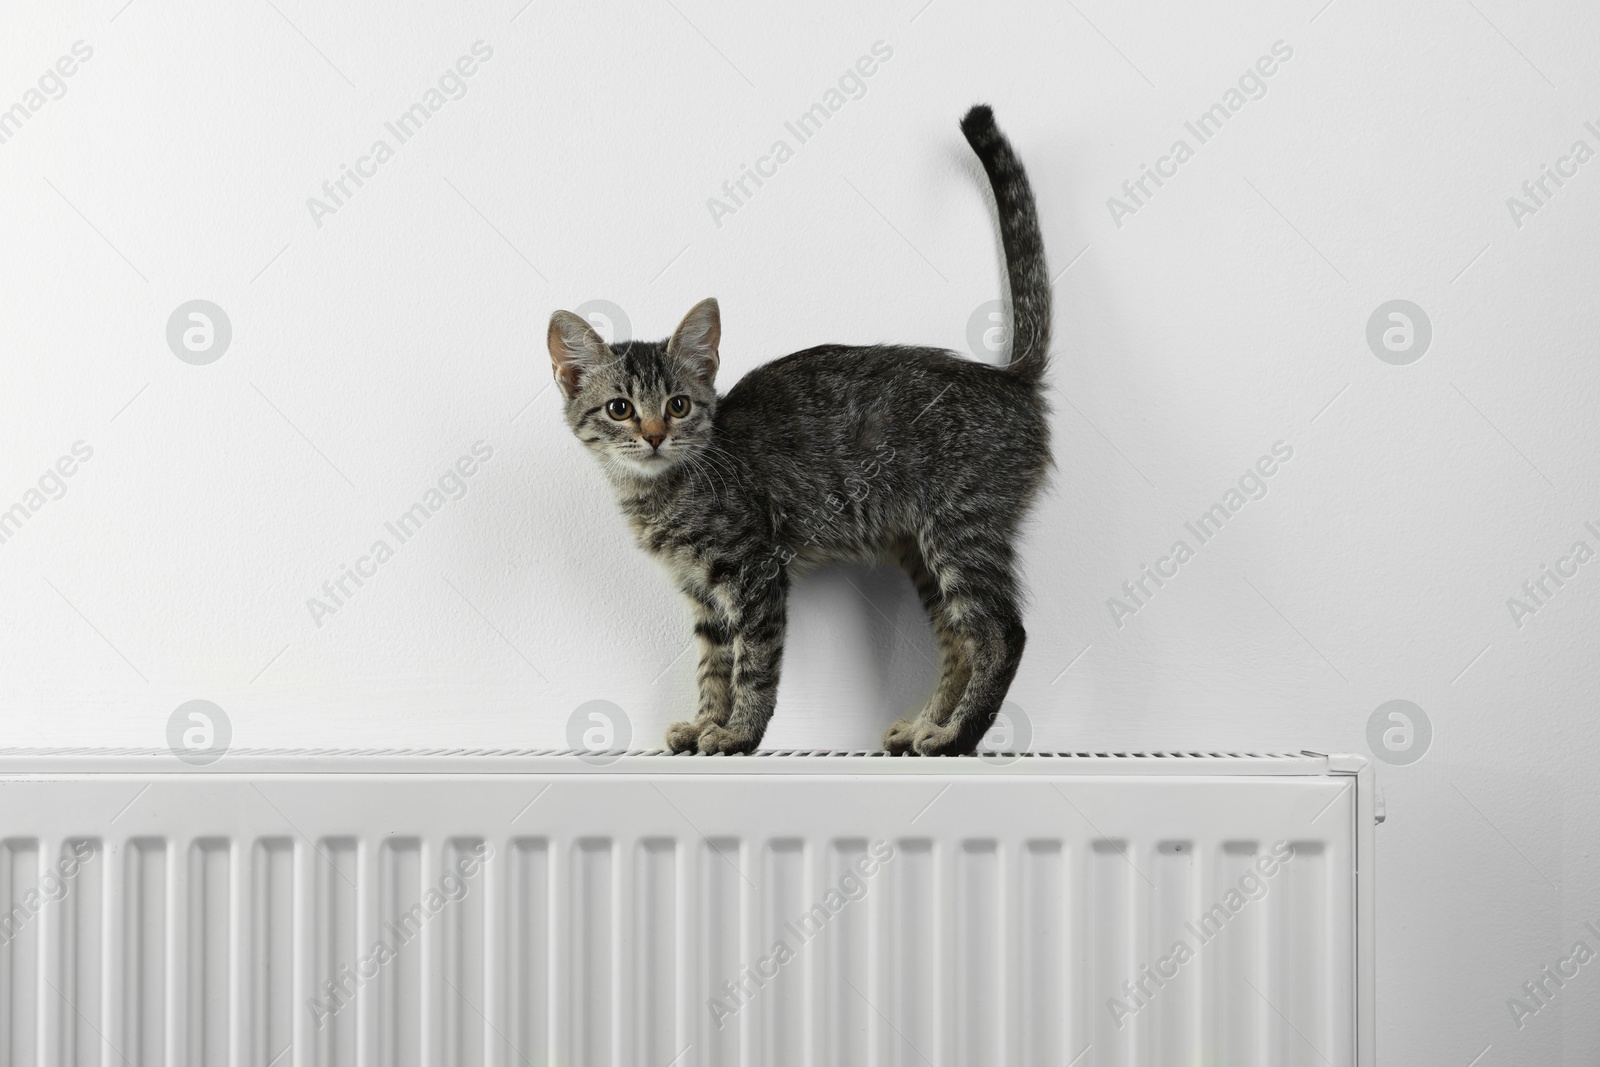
xmin=547 ymin=298 xmax=720 ymax=479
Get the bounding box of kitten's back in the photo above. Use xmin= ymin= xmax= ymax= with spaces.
xmin=715 ymin=341 xmax=1048 ymax=526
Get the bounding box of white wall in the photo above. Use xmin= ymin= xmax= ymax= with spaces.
xmin=2 ymin=0 xmax=1598 ymax=1059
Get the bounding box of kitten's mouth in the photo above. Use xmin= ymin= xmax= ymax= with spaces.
xmin=624 ymin=449 xmax=673 ymax=475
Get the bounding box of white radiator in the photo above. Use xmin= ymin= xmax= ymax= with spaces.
xmin=0 ymin=749 xmax=1376 ymax=1067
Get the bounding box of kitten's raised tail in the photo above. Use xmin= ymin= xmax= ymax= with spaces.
xmin=960 ymin=104 xmax=1051 ymax=384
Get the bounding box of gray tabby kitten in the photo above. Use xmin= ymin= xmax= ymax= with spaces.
xmin=547 ymin=105 xmax=1051 ymax=755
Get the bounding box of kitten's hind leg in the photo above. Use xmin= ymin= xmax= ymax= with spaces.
xmin=884 ymin=540 xmax=972 ymax=754
xmin=909 ymin=536 xmax=1026 ymax=757
xmin=697 ymin=569 xmax=789 ymax=755
xmin=664 ymin=592 xmax=735 ymax=753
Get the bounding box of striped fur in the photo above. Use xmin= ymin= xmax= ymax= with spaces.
xmin=548 ymin=105 xmax=1052 ymax=755
xmin=960 ymin=104 xmax=1052 ymax=382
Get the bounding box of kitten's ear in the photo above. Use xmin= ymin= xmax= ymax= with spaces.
xmin=547 ymin=310 xmax=608 ymax=398
xmin=667 ymin=297 xmax=720 ymax=386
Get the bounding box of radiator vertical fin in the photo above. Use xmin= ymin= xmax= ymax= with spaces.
xmin=572 ymin=838 xmax=613 ymax=1066
xmin=252 ymin=839 xmax=294 ymax=1067
xmin=125 ymin=838 xmax=167 ymax=1067
xmin=635 ymin=838 xmax=677 ymax=1067
xmin=1 ymin=839 xmax=40 ymax=1067
xmin=1021 ymin=840 xmax=1065 ymax=1066
xmin=957 ymin=839 xmax=1001 ymax=1064
xmin=761 ymin=838 xmax=805 ymax=1067
xmin=187 ymin=838 xmax=230 ymax=1066
xmin=441 ymin=838 xmax=486 ymax=1067
xmin=889 ymin=839 xmax=934 ymax=1067
xmin=508 ymin=838 xmax=550 ymax=1066
xmin=699 ymin=837 xmax=742 ymax=1067
xmin=59 ymin=839 xmax=103 ymax=1067
xmin=314 ymin=837 xmax=358 ymax=1067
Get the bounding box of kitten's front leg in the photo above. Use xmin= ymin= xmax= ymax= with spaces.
xmin=697 ymin=570 xmax=788 ymax=755
xmin=663 ymin=592 xmax=735 ymax=753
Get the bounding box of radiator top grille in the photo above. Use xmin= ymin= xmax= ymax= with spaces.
xmin=0 ymin=747 xmax=1351 ymax=775
xmin=0 ymin=746 xmax=1309 ymax=758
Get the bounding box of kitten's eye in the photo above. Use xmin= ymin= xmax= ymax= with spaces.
xmin=666 ymin=395 xmax=692 ymax=418
xmin=605 ymin=398 xmax=634 ymax=421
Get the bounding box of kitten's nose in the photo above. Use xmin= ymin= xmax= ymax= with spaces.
xmin=644 ymin=433 xmax=666 ymax=449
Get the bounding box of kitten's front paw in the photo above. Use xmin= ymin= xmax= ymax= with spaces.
xmin=883 ymin=719 xmax=919 ymax=755
xmin=697 ymin=724 xmax=760 ymax=755
xmin=664 ymin=720 xmax=706 ymax=753
xmin=910 ymin=721 xmax=966 ymax=756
